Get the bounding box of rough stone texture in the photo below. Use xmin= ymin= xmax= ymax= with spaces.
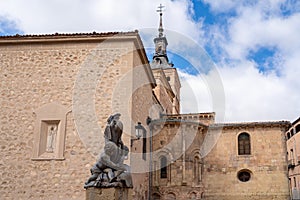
xmin=0 ymin=42 xmax=92 ymax=200
xmin=86 ymin=187 xmax=131 ymax=200
xmin=286 ymin=118 xmax=300 ymax=199
xmin=150 ymin=116 xmax=290 ymax=199
xmin=151 ymin=119 xmax=206 ymax=199
xmin=152 ymin=68 xmax=175 ymax=115
xmin=151 ymin=67 xmax=181 ymax=115
xmin=203 ymin=124 xmax=290 ymax=200
xmin=0 ymin=32 xmax=293 ymax=200
xmin=161 ymin=68 xmax=181 ymax=114
xmin=0 ymin=33 xmax=154 ymax=200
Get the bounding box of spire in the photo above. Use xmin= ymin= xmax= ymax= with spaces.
xmin=150 ymin=4 xmax=173 ymax=69
xmin=157 ymin=4 xmax=165 ymax=37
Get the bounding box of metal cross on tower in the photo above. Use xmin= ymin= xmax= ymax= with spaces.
xmin=156 ymin=4 xmax=165 ymax=37
xmin=156 ymin=4 xmax=165 ymax=15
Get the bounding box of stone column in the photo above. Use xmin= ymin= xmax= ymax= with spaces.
xmin=182 ymin=125 xmax=187 ymax=185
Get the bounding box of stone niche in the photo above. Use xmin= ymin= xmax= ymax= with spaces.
xmin=32 ymin=102 xmax=70 ymax=160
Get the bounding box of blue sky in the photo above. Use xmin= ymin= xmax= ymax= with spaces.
xmin=0 ymin=16 xmax=23 ymax=35
xmin=0 ymin=0 xmax=299 ymax=122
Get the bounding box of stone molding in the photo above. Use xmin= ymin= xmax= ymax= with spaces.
xmin=32 ymin=102 xmax=71 ymax=160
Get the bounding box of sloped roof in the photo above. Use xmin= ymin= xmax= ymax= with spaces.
xmin=0 ymin=31 xmax=139 ymax=39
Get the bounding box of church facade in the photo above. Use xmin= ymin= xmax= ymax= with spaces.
xmin=0 ymin=31 xmax=156 ymax=199
xmin=0 ymin=13 xmax=292 ymax=200
xmin=147 ymin=12 xmax=291 ymax=200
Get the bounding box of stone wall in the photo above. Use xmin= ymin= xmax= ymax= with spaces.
xmin=152 ymin=69 xmax=174 ymax=115
xmin=162 ymin=68 xmax=181 ymax=114
xmin=130 ymin=46 xmax=160 ymax=199
xmin=0 ymin=33 xmax=154 ymax=200
xmin=203 ymin=123 xmax=290 ymax=200
xmin=0 ymin=33 xmax=292 ymax=200
xmin=150 ymin=120 xmax=290 ymax=199
xmin=286 ymin=118 xmax=300 ymax=199
xmin=1 ymin=40 xmax=92 ymax=200
xmin=151 ymin=121 xmax=206 ymax=199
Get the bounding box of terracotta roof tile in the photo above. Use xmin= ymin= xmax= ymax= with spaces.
xmin=0 ymin=30 xmax=139 ymax=39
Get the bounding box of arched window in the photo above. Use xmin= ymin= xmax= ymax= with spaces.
xmin=152 ymin=193 xmax=161 ymax=200
xmin=189 ymin=192 xmax=197 ymax=200
xmin=287 ymin=132 xmax=291 ymax=139
xmin=238 ymin=133 xmax=251 ymax=155
xmin=160 ymin=156 xmax=167 ymax=179
xmin=193 ymin=156 xmax=201 ymax=184
xmin=165 ymin=192 xmax=176 ymax=200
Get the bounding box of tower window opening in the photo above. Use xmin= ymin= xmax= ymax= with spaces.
xmin=160 ymin=156 xmax=167 ymax=179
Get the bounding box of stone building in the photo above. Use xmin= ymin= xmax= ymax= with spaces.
xmin=0 ymin=31 xmax=156 ymax=199
xmin=147 ymin=11 xmax=291 ymax=200
xmin=286 ymin=117 xmax=300 ymax=199
xmin=0 ymin=11 xmax=293 ymax=200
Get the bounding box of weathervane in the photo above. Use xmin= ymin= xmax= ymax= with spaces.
xmin=156 ymin=4 xmax=165 ymax=37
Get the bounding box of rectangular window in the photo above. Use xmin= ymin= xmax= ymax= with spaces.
xmin=161 ymin=166 xmax=167 ymax=179
xmin=160 ymin=156 xmax=167 ymax=179
xmin=291 ymin=149 xmax=294 ymax=164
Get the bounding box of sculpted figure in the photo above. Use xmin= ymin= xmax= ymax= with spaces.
xmin=46 ymin=125 xmax=57 ymax=152
xmin=84 ymin=114 xmax=132 ymax=188
xmin=104 ymin=113 xmax=124 ymax=149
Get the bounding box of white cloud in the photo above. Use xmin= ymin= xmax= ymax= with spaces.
xmin=180 ymin=58 xmax=300 ymax=122
xmin=219 ymin=60 xmax=299 ymax=122
xmin=203 ymin=0 xmax=300 ymax=59
xmin=0 ymin=0 xmax=299 ymax=123
xmin=179 ymin=0 xmax=300 ymax=122
xmin=225 ymin=9 xmax=300 ymax=60
xmin=179 ymin=70 xmax=213 ymax=113
xmin=201 ymin=0 xmax=241 ymax=13
xmin=0 ymin=0 xmax=201 ymax=38
xmin=202 ymin=0 xmax=287 ymax=14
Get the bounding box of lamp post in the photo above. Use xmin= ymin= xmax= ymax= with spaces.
xmin=132 ymin=119 xmax=153 ymax=200
xmin=146 ymin=116 xmax=153 ymax=200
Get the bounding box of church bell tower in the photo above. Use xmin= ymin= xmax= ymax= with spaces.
xmin=151 ymin=4 xmax=181 ymax=114
xmin=151 ymin=4 xmax=173 ymax=69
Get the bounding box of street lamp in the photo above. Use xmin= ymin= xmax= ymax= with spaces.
xmin=135 ymin=122 xmax=144 ymax=139
xmin=131 ymin=122 xmax=145 ymax=147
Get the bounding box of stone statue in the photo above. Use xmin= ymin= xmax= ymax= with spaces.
xmin=46 ymin=125 xmax=57 ymax=152
xmin=84 ymin=114 xmax=132 ymax=188
xmin=104 ymin=113 xmax=124 ymax=149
